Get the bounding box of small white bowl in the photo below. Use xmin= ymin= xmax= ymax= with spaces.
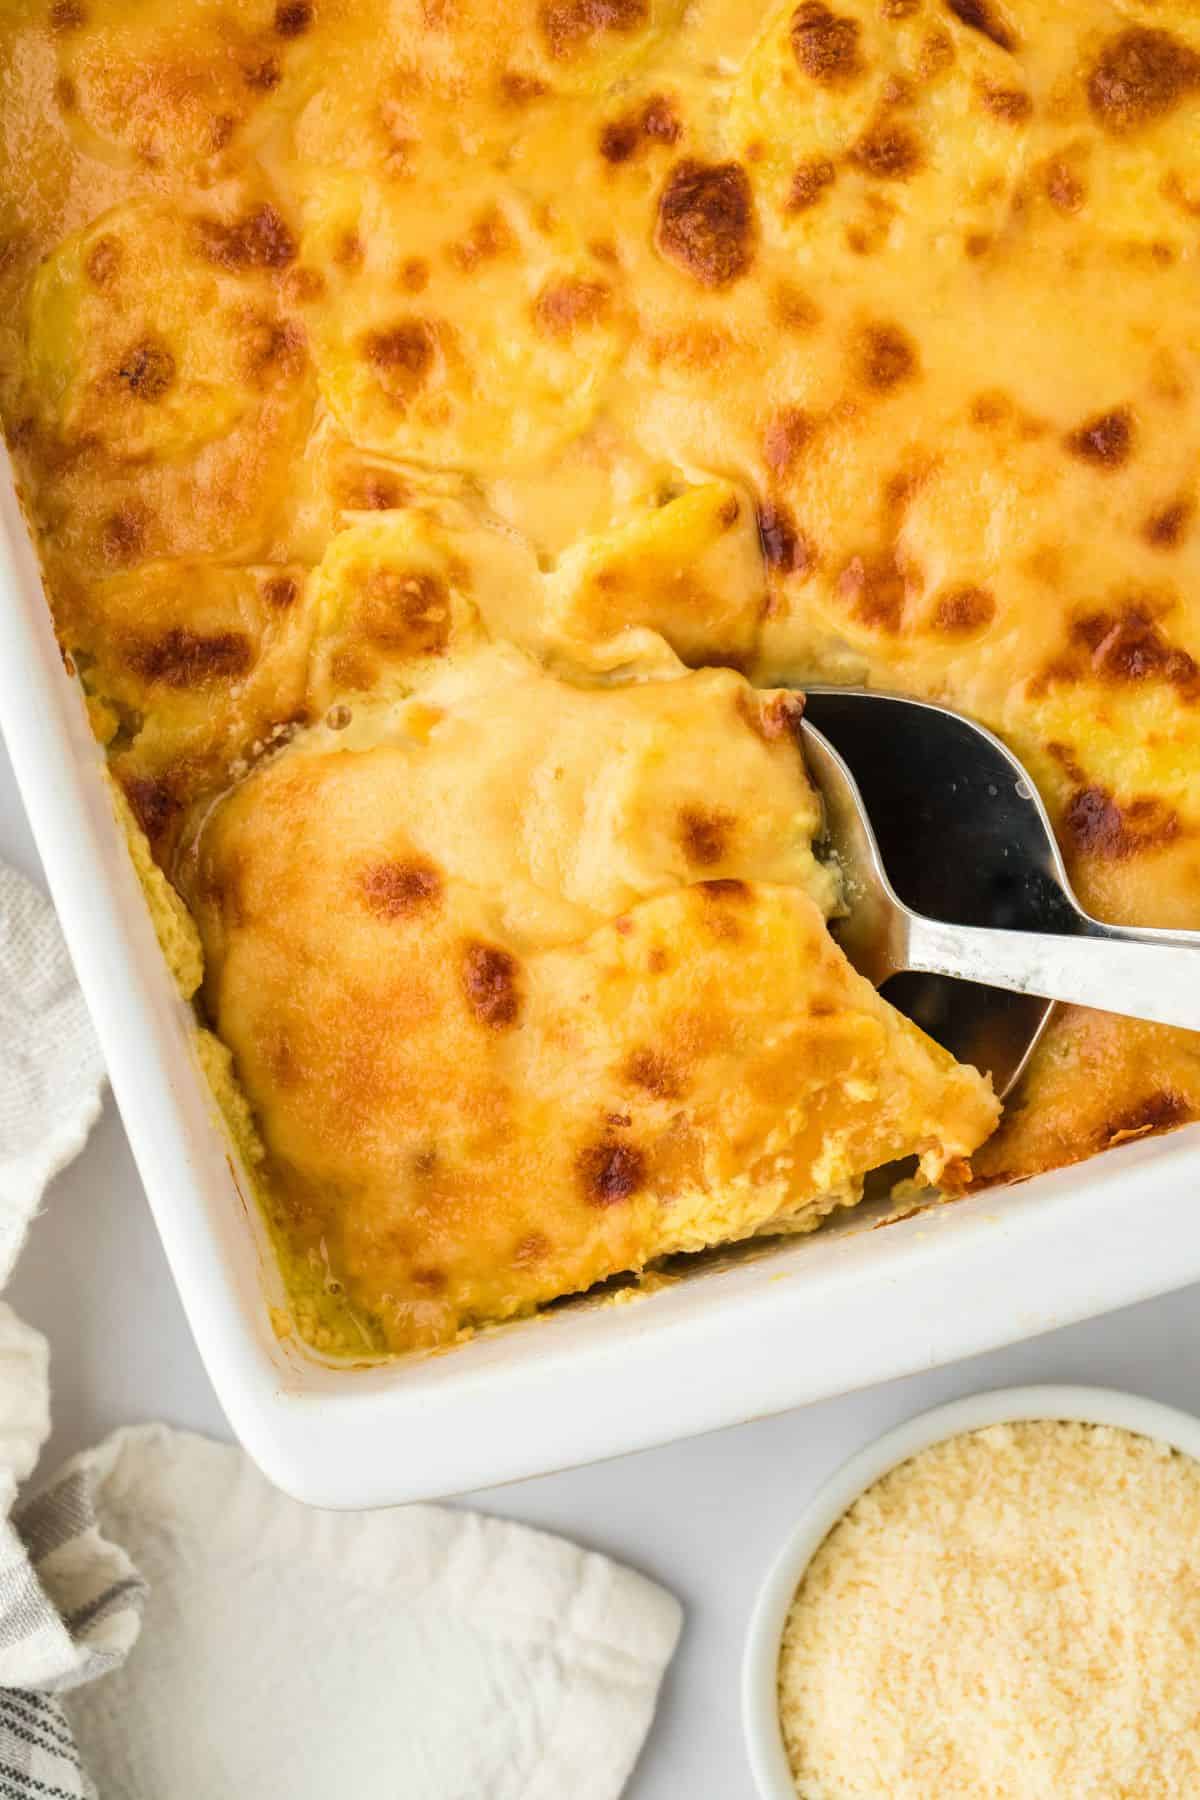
xmin=742 ymin=1382 xmax=1200 ymax=1800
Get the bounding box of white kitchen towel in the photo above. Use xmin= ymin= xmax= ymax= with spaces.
xmin=0 ymin=861 xmax=126 ymax=1800
xmin=0 ymin=863 xmax=104 ymax=1286
xmin=0 ymin=859 xmax=682 ymax=1799
xmin=54 ymin=1424 xmax=682 ymax=1800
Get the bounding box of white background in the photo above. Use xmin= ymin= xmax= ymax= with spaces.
xmin=4 ymin=732 xmax=1199 ymax=1799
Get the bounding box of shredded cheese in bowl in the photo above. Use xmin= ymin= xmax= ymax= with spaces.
xmin=778 ymin=1419 xmax=1200 ymax=1799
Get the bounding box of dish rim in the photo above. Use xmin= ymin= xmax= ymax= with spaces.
xmin=741 ymin=1381 xmax=1200 ymax=1800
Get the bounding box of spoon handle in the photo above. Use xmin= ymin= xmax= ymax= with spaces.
xmin=904 ymin=914 xmax=1200 ymax=1034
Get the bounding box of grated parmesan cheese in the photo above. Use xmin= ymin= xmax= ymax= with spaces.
xmin=778 ymin=1420 xmax=1200 ymax=1799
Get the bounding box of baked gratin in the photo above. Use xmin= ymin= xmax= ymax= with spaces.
xmin=0 ymin=0 xmax=1196 ymax=1354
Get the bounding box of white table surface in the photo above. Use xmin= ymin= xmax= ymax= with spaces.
xmin=4 ymin=733 xmax=1199 ymax=1800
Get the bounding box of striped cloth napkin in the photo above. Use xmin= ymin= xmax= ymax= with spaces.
xmin=0 ymin=860 xmax=134 ymax=1800
xmin=0 ymin=859 xmax=682 ymax=1800
xmin=2 ymin=1359 xmax=145 ymax=1800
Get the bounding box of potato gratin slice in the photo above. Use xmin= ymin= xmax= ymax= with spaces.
xmin=186 ymin=643 xmax=996 ymax=1350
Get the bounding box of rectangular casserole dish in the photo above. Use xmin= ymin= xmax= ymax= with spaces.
xmin=3 ymin=445 xmax=1198 ymax=1510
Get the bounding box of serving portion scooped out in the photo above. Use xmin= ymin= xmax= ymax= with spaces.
xmin=1 ymin=0 xmax=1198 ymax=1353
xmin=182 ymin=638 xmax=997 ymax=1351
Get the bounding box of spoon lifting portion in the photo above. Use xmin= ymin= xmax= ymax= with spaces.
xmin=799 ymin=689 xmax=1200 ymax=1098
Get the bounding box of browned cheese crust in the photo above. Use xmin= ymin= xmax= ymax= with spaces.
xmin=1 ymin=0 xmax=1197 ymax=1345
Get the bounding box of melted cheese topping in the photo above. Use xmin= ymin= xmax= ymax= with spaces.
xmin=2 ymin=0 xmax=1196 ymax=1347
xmin=188 ymin=646 xmax=994 ymax=1350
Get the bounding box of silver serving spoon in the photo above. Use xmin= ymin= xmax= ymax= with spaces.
xmin=799 ymin=688 xmax=1200 ymax=1096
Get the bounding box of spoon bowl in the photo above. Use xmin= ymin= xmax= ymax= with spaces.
xmin=799 ymin=687 xmax=1200 ymax=1094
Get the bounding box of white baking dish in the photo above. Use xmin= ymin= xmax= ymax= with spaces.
xmin=3 ymin=446 xmax=1199 ymax=1510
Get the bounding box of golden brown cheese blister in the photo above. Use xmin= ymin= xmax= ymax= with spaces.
xmin=295 ymin=169 xmax=634 ymax=473
xmin=18 ymin=191 xmax=315 ymax=574
xmin=305 ymin=512 xmax=491 ymax=709
xmin=56 ymin=559 xmax=315 ymax=859
xmin=48 ymin=0 xmax=321 ymax=173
